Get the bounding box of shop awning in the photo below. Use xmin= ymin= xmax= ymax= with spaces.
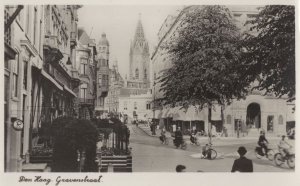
xmin=63 ymin=85 xmax=77 ymax=97
xmin=173 ymin=107 xmax=187 ymax=121
xmin=167 ymin=107 xmax=176 ymax=118
xmin=41 ymin=70 xmax=63 ymax=91
xmin=184 ymin=106 xmax=205 ymax=121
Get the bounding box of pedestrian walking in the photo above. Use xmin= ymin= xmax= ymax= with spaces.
xmin=231 ymin=146 xmax=253 ymax=172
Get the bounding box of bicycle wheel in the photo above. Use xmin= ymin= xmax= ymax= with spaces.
xmin=287 ymin=154 xmax=295 ymax=169
xmin=274 ymin=153 xmax=284 ymax=166
xmin=208 ymin=149 xmax=217 ymax=160
xmin=267 ymin=149 xmax=274 ymax=161
xmin=255 ymin=147 xmax=263 ymax=159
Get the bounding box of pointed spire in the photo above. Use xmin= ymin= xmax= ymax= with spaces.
xmin=134 ymin=14 xmax=145 ymax=42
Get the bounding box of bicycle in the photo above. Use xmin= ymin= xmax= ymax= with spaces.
xmin=159 ymin=135 xmax=169 ymax=145
xmin=202 ymin=145 xmax=217 ymax=160
xmin=274 ymin=149 xmax=295 ymax=169
xmin=190 ymin=136 xmax=200 ymax=146
xmin=255 ymin=146 xmax=274 ymax=161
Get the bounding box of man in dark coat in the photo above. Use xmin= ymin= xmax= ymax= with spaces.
xmin=231 ymin=146 xmax=253 ymax=172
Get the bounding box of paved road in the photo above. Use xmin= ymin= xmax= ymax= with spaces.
xmin=128 ymin=124 xmax=294 ymax=172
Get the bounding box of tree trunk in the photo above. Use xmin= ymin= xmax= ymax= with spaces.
xmin=208 ymin=103 xmax=212 ymax=144
xmin=221 ymin=104 xmax=224 ymax=134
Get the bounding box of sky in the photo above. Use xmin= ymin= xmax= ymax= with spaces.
xmin=77 ymin=5 xmax=180 ymax=79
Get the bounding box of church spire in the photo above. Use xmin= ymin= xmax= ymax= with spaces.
xmin=133 ymin=14 xmax=145 ymax=42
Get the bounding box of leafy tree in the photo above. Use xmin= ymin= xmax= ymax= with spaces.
xmin=51 ymin=117 xmax=98 ymax=172
xmin=242 ymin=5 xmax=295 ymax=100
xmin=159 ymin=5 xmax=252 ymax=140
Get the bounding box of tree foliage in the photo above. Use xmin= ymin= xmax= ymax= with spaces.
xmin=51 ymin=117 xmax=98 ymax=172
xmin=159 ymin=5 xmax=251 ymax=109
xmin=242 ymin=5 xmax=295 ymax=100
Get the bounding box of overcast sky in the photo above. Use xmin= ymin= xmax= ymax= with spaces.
xmin=77 ymin=5 xmax=180 ymax=79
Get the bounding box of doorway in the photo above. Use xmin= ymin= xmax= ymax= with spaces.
xmin=246 ymin=103 xmax=261 ymax=129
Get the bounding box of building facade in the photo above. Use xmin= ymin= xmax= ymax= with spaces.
xmin=4 ymin=5 xmax=81 ymax=172
xmin=95 ymin=33 xmax=110 ymax=117
xmin=119 ymin=90 xmax=153 ymax=122
xmin=151 ymin=5 xmax=295 ymax=136
xmin=75 ymin=28 xmax=97 ymax=119
xmin=105 ymin=60 xmax=125 ymax=114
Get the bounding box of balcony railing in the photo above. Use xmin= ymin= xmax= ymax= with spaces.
xmin=78 ymin=98 xmax=94 ymax=105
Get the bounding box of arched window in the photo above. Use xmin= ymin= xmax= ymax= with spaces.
xmin=278 ymin=115 xmax=283 ymax=125
xmin=135 ymin=68 xmax=139 ymax=79
xmin=144 ymin=69 xmax=147 ymax=79
xmin=226 ymin=115 xmax=232 ymax=124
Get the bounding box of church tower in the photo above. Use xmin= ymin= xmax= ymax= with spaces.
xmin=95 ymin=32 xmax=110 ymax=115
xmin=128 ymin=15 xmax=150 ymax=88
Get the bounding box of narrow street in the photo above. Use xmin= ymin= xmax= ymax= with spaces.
xmin=129 ymin=124 xmax=294 ymax=172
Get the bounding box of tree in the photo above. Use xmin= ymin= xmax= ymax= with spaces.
xmin=242 ymin=5 xmax=295 ymax=100
xmin=51 ymin=117 xmax=98 ymax=172
xmin=159 ymin=6 xmax=252 ymax=141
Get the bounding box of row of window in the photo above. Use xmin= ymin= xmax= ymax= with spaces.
xmin=226 ymin=115 xmax=284 ymax=125
xmin=123 ymin=101 xmax=151 ymax=110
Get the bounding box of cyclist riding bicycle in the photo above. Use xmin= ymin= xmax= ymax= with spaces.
xmin=258 ymin=131 xmax=269 ymax=157
xmin=278 ymin=135 xmax=292 ymax=158
xmin=190 ymin=129 xmax=197 ymax=144
xmin=160 ymin=129 xmax=167 ymax=144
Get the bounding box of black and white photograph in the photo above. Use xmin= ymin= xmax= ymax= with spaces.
xmin=1 ymin=0 xmax=299 ymax=185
